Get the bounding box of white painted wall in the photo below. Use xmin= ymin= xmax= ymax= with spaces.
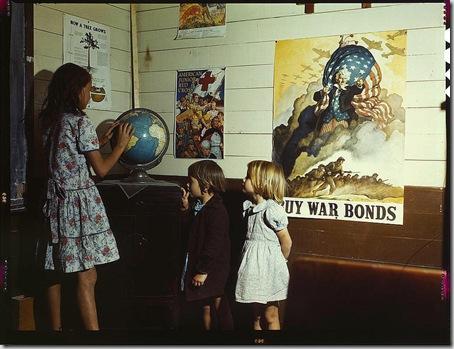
xmin=33 ymin=3 xmax=132 ymax=130
xmin=33 ymin=3 xmax=132 ymax=174
xmin=137 ymin=3 xmax=446 ymax=187
xmin=32 ymin=3 xmax=446 ymax=186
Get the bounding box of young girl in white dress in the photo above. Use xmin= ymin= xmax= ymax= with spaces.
xmin=235 ymin=160 xmax=293 ymax=330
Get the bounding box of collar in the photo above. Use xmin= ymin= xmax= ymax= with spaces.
xmin=243 ymin=199 xmax=269 ymax=213
xmin=196 ymin=193 xmax=222 ymax=210
xmin=193 ymin=199 xmax=205 ymax=216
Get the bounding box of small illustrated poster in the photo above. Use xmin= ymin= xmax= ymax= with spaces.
xmin=176 ymin=3 xmax=226 ymax=39
xmin=64 ymin=14 xmax=112 ymax=110
xmin=175 ymin=68 xmax=225 ymax=159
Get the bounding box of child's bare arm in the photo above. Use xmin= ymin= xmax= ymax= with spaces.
xmin=276 ymin=228 xmax=292 ymax=260
xmin=86 ymin=123 xmax=133 ymax=178
xmin=98 ymin=121 xmax=120 ymax=147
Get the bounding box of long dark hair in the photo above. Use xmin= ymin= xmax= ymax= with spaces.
xmin=39 ymin=63 xmax=91 ymax=131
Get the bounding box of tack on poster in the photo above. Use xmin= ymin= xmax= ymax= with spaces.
xmin=175 ymin=3 xmax=226 ymax=39
xmin=273 ymin=31 xmax=407 ymax=225
xmin=175 ymin=68 xmax=225 ymax=159
xmin=63 ymin=14 xmax=112 ymax=110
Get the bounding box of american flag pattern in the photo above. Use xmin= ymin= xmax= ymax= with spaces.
xmin=351 ymin=62 xmax=394 ymax=129
xmin=315 ymin=44 xmax=393 ymax=129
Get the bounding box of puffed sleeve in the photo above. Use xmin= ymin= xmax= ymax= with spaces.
xmin=77 ymin=116 xmax=99 ymax=153
xmin=264 ymin=201 xmax=288 ymax=232
xmin=243 ymin=200 xmax=253 ymax=218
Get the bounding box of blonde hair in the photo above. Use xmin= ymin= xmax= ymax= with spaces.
xmin=188 ymin=160 xmax=226 ymax=193
xmin=247 ymin=160 xmax=287 ymax=203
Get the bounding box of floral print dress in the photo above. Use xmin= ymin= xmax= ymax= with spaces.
xmin=42 ymin=112 xmax=120 ymax=273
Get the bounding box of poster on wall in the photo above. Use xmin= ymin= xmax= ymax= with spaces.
xmin=273 ymin=30 xmax=407 ymax=225
xmin=175 ymin=3 xmax=226 ymax=39
xmin=64 ymin=14 xmax=112 ymax=110
xmin=175 ymin=68 xmax=225 ymax=159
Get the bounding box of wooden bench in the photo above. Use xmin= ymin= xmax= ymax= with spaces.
xmin=284 ymin=255 xmax=449 ymax=344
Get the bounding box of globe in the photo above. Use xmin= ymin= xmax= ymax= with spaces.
xmin=111 ymin=108 xmax=170 ymax=182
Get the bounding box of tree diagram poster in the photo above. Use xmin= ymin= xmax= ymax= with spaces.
xmin=63 ymin=14 xmax=112 ymax=110
xmin=175 ymin=68 xmax=225 ymax=159
xmin=273 ymin=30 xmax=407 ymax=225
xmin=176 ymin=3 xmax=226 ymax=39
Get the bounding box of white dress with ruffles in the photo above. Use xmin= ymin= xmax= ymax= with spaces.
xmin=235 ymin=199 xmax=290 ymax=304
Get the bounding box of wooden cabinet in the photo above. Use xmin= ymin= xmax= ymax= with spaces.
xmin=95 ymin=180 xmax=182 ymax=330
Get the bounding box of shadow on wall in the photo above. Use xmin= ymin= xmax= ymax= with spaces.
xmin=12 ymin=69 xmax=54 ymax=330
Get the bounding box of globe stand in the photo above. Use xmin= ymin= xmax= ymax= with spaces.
xmin=122 ymin=169 xmax=157 ymax=183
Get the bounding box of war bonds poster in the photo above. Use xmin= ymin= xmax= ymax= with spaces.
xmin=273 ymin=31 xmax=407 ymax=225
xmin=175 ymin=68 xmax=225 ymax=159
xmin=176 ymin=3 xmax=226 ymax=39
xmin=64 ymin=14 xmax=112 ymax=110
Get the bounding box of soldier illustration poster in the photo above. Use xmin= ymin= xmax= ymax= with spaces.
xmin=175 ymin=68 xmax=225 ymax=159
xmin=273 ymin=30 xmax=407 ymax=225
xmin=176 ymin=3 xmax=226 ymax=39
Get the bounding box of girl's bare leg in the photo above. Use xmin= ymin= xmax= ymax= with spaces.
xmin=76 ymin=267 xmax=99 ymax=330
xmin=213 ymin=297 xmax=221 ymax=311
xmin=254 ymin=316 xmax=262 ymax=330
xmin=202 ymin=304 xmax=211 ymax=330
xmin=252 ymin=303 xmax=263 ymax=330
xmin=203 ymin=297 xmax=222 ymax=330
xmin=47 ymin=283 xmax=62 ymax=331
xmin=264 ymin=304 xmax=280 ymax=330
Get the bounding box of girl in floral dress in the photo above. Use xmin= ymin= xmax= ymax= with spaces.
xmin=235 ymin=160 xmax=293 ymax=330
xmin=40 ymin=63 xmax=133 ymax=330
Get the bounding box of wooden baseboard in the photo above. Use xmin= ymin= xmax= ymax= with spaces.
xmin=11 ymin=295 xmax=35 ymax=330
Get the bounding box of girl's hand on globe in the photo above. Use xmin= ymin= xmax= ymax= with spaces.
xmin=99 ymin=121 xmax=119 ymax=147
xmin=180 ymin=185 xmax=190 ymax=211
xmin=115 ymin=123 xmax=134 ymax=151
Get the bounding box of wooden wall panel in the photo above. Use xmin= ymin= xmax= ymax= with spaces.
xmin=38 ymin=3 xmax=130 ymax=31
xmin=290 ymin=228 xmax=442 ymax=267
xmin=287 ymin=185 xmax=445 ymax=268
xmin=406 ymin=108 xmax=446 ymax=135
xmin=149 ymin=156 xmax=268 ymax=178
xmin=138 ymin=42 xmax=276 ymax=72
xmin=407 ymin=27 xmax=445 ymax=56
xmin=405 ymin=134 xmax=446 ymax=160
xmin=405 ymin=82 xmax=447 ymax=107
xmin=150 ymin=175 xmax=445 ymax=269
xmin=137 ymin=2 xmax=446 ymax=184
xmin=137 ymin=4 xmax=443 ymax=52
xmin=136 ymin=4 xmax=176 ymax=12
xmin=108 ymin=4 xmax=130 ymax=12
xmin=137 ymin=6 xmax=178 ymax=32
xmin=33 ymin=3 xmax=132 ymax=130
xmin=404 ymin=161 xmax=446 ymax=187
xmin=28 ymin=1 xmax=448 ymax=293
